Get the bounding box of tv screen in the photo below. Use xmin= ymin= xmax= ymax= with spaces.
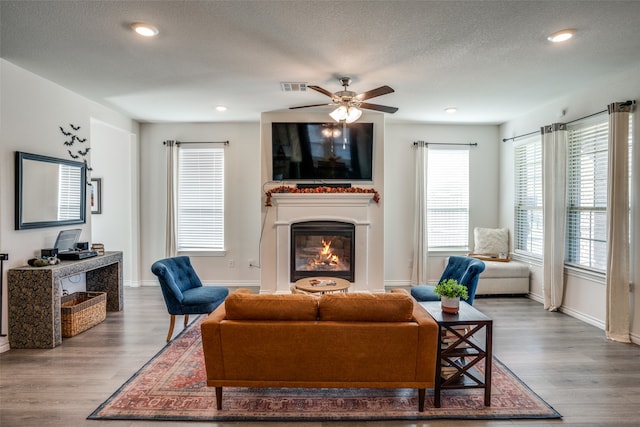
xmin=271 ymin=122 xmax=373 ymax=181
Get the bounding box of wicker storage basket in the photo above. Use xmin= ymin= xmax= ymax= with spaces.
xmin=61 ymin=292 xmax=107 ymax=337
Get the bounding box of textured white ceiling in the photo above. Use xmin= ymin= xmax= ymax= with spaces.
xmin=2 ymin=0 xmax=639 ymax=124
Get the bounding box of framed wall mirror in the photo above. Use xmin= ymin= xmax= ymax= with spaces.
xmin=15 ymin=151 xmax=87 ymax=230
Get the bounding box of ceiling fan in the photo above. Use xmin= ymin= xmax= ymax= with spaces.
xmin=290 ymin=77 xmax=398 ymax=122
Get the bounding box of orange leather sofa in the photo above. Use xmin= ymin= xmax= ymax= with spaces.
xmin=200 ymin=289 xmax=439 ymax=411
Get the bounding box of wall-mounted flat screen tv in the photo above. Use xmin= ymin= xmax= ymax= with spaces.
xmin=271 ymin=122 xmax=374 ymax=181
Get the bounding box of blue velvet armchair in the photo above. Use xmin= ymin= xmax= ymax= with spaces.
xmin=411 ymin=256 xmax=486 ymax=305
xmin=151 ymin=256 xmax=229 ymax=341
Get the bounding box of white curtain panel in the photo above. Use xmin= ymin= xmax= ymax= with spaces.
xmin=605 ymin=102 xmax=633 ymax=343
xmin=411 ymin=141 xmax=429 ymax=285
xmin=164 ymin=140 xmax=178 ymax=258
xmin=541 ymin=124 xmax=567 ymax=311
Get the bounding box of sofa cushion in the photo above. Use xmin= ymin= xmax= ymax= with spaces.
xmin=318 ymin=292 xmax=414 ymax=322
xmin=473 ymin=227 xmax=509 ymax=255
xmin=224 ymin=292 xmax=318 ymax=321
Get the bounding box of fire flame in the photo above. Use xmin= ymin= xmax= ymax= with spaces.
xmin=310 ymin=239 xmax=339 ymax=267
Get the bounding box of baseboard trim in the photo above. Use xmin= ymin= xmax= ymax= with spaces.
xmin=383 ymin=280 xmax=412 ymax=288
xmin=528 ymin=292 xmax=606 ymax=331
xmin=138 ymin=279 xmax=261 ymax=288
xmin=135 ymin=279 xmax=613 ymax=337
xmin=559 ymin=305 xmax=605 ymax=330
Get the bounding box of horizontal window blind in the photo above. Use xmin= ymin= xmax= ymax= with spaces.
xmin=514 ymin=138 xmax=543 ymax=257
xmin=58 ymin=164 xmax=82 ymax=220
xmin=177 ymin=147 xmax=225 ymax=251
xmin=566 ymin=116 xmax=608 ymax=271
xmin=427 ymin=148 xmax=469 ymax=249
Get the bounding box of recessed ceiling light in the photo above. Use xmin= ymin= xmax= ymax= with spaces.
xmin=547 ymin=29 xmax=575 ymax=43
xmin=131 ymin=22 xmax=159 ymax=37
xmin=215 ymin=105 xmax=227 ymax=112
xmin=445 ymin=107 xmax=457 ymax=114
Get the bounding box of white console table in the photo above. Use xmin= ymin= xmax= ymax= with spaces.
xmin=7 ymin=251 xmax=123 ymax=349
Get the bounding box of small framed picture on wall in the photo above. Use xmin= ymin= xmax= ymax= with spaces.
xmin=90 ymin=178 xmax=102 ymax=214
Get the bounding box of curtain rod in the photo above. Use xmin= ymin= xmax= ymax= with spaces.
xmin=501 ymin=130 xmax=539 ymax=143
xmin=413 ymin=141 xmax=478 ymax=147
xmin=502 ymin=100 xmax=636 ymax=142
xmin=163 ymin=140 xmax=229 ymax=146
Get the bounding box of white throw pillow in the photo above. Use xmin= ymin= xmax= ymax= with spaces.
xmin=474 ymin=227 xmax=509 ymax=255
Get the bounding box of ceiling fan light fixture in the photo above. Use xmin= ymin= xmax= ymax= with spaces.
xmin=131 ymin=22 xmax=159 ymax=37
xmin=547 ymin=29 xmax=575 ymax=43
xmin=329 ymin=105 xmax=348 ymax=122
xmin=345 ymin=106 xmax=362 ymax=123
xmin=330 ymin=105 xmax=362 ymax=123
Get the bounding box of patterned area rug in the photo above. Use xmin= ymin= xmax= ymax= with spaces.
xmin=89 ymin=317 xmax=561 ymax=421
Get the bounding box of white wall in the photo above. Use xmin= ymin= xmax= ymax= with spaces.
xmin=90 ymin=119 xmax=139 ymax=286
xmin=0 ymin=60 xmax=138 ymax=353
xmin=138 ymin=122 xmax=261 ymax=287
xmin=138 ymin=116 xmax=499 ymax=292
xmin=384 ymin=123 xmax=500 ymax=286
xmin=498 ymin=64 xmax=640 ymax=341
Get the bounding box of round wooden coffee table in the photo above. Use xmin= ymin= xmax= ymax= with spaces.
xmin=294 ymin=277 xmax=350 ymax=294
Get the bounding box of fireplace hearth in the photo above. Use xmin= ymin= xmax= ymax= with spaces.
xmin=290 ymin=221 xmax=355 ymax=282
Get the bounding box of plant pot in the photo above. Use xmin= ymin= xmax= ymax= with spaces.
xmin=441 ymin=296 xmax=460 ymax=314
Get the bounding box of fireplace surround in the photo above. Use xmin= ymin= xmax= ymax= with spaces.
xmin=259 ymin=191 xmax=383 ymax=293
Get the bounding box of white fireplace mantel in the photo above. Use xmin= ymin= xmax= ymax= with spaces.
xmin=271 ymin=193 xmax=375 ymax=225
xmin=260 ymin=192 xmax=384 ymax=294
xmin=271 ymin=192 xmax=376 ymax=206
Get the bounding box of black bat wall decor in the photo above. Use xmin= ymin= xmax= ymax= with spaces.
xmin=59 ymin=123 xmax=92 ymax=183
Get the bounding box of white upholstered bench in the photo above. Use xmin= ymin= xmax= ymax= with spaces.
xmin=465 ymin=227 xmax=531 ymax=296
xmin=475 ymin=260 xmax=530 ymax=295
xmin=441 ymin=257 xmax=530 ymax=296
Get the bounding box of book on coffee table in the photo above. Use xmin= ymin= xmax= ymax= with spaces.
xmin=308 ymin=278 xmax=337 ymax=286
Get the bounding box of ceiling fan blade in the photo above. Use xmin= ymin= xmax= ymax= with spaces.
xmin=289 ymin=103 xmax=333 ymax=110
xmin=359 ymin=102 xmax=398 ymax=114
xmin=354 ymin=85 xmax=394 ymax=101
xmin=308 ymin=85 xmax=336 ymax=99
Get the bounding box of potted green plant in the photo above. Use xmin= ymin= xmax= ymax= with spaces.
xmin=433 ymin=278 xmax=468 ymax=314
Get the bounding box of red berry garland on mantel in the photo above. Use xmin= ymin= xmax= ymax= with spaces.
xmin=265 ymin=186 xmax=380 ymax=206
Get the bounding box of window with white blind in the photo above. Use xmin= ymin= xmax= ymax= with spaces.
xmin=427 ymin=148 xmax=469 ymax=249
xmin=566 ymin=116 xmax=608 ymax=271
xmin=57 ymin=164 xmax=82 ymax=220
xmin=177 ymin=147 xmax=225 ymax=252
xmin=514 ymin=137 xmax=543 ymax=257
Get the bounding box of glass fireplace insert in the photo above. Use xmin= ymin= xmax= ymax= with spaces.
xmin=290 ymin=221 xmax=355 ymax=282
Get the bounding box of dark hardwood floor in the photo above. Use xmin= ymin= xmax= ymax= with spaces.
xmin=1 ymin=287 xmax=639 ymax=426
